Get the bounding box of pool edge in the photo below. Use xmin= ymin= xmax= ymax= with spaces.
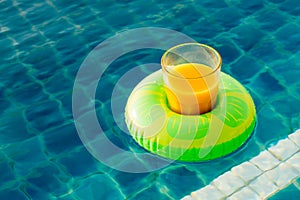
xmin=182 ymin=129 xmax=300 ymax=200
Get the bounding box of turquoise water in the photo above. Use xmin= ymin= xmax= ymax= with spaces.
xmin=0 ymin=0 xmax=299 ymax=199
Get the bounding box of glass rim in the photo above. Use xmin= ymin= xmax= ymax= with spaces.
xmin=161 ymin=42 xmax=222 ymax=79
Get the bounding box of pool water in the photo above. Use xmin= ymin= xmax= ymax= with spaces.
xmin=0 ymin=0 xmax=299 ymax=199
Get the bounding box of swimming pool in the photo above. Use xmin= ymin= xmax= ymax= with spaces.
xmin=0 ymin=0 xmax=299 ymax=199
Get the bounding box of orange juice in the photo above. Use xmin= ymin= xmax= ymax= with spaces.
xmin=163 ymin=63 xmax=219 ymax=115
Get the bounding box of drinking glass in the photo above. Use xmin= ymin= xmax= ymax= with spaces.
xmin=161 ymin=43 xmax=222 ymax=115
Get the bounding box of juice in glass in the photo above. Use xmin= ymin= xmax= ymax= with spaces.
xmin=162 ymin=43 xmax=222 ymax=115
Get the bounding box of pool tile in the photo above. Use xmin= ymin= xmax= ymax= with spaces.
xmin=199 ymin=0 xmax=228 ymax=9
xmin=288 ymin=130 xmax=300 ymax=147
xmin=249 ymin=174 xmax=279 ymax=199
xmin=23 ymin=184 xmax=54 ymax=199
xmin=268 ymin=0 xmax=285 ymax=3
xmin=67 ymin=7 xmax=97 ymax=25
xmin=252 ymin=72 xmax=285 ymax=97
xmin=271 ymin=96 xmax=300 ymax=117
xmin=278 ymin=0 xmax=300 ymax=15
xmin=228 ymin=187 xmax=260 ymax=200
xmin=43 ymin=123 xmax=82 ymax=155
xmin=214 ymin=39 xmax=242 ymax=63
xmin=181 ymin=195 xmax=193 ymax=200
xmin=22 ymin=45 xmax=60 ymax=80
xmin=4 ymin=136 xmax=48 ymax=176
xmin=249 ymin=38 xmax=285 ymax=63
xmin=112 ymin=171 xmax=150 ymax=197
xmin=0 ymin=38 xmax=14 ymax=61
xmin=247 ymin=89 xmax=263 ymax=110
xmin=191 ymin=185 xmax=225 ymax=200
xmin=131 ymin=184 xmax=170 ymax=200
xmin=254 ymin=8 xmax=288 ymax=32
xmin=0 ymin=154 xmax=15 ymax=183
xmin=275 ymin=23 xmax=300 ymax=53
xmin=265 ymin=162 xmax=299 ymax=189
xmin=256 ymin=105 xmax=290 ymax=144
xmin=0 ymin=97 xmax=10 ymax=116
xmin=291 ymin=116 xmax=300 ymax=132
xmin=3 ymin=14 xmax=32 ymax=34
xmin=230 ymin=23 xmax=264 ymax=51
xmin=44 ymin=72 xmax=73 ymax=95
xmin=286 ymin=152 xmax=300 ymax=173
xmin=159 ymin=166 xmax=204 ymax=199
xmin=268 ymin=138 xmax=299 ymax=161
xmin=25 ymin=100 xmax=65 ymax=132
xmin=231 ymin=56 xmax=262 ymax=81
xmin=0 ymin=107 xmax=34 ymax=143
xmin=0 ymin=189 xmax=28 ymax=200
xmin=11 ymin=82 xmax=50 ymax=105
xmin=270 ymin=53 xmax=300 ymax=84
xmin=231 ymin=0 xmax=264 ymax=14
xmin=96 ymin=75 xmax=118 ymax=102
xmin=80 ymin=19 xmax=112 ymax=44
xmin=41 ymin=17 xmax=75 ymax=39
xmin=231 ymin=161 xmax=262 ymax=183
xmin=1 ymin=63 xmax=32 ymax=89
xmin=55 ymin=34 xmax=87 ymax=56
xmin=212 ymin=171 xmax=244 ymax=196
xmin=25 ymin=4 xmax=58 ymax=25
xmin=212 ymin=7 xmax=243 ymax=29
xmin=105 ymin=8 xmax=135 ymax=28
xmin=14 ymin=31 xmax=45 ymax=48
xmin=186 ymin=17 xmax=222 ymax=39
xmin=250 ymin=150 xmax=280 ymax=171
xmin=172 ymin=5 xmax=201 ymax=26
xmin=26 ymin=164 xmax=70 ymax=196
xmin=73 ymin=173 xmax=125 ymax=200
xmin=58 ymin=147 xmax=98 ymax=177
xmin=0 ymin=0 xmax=14 ymax=14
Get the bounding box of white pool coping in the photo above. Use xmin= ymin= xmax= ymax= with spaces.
xmin=182 ymin=129 xmax=300 ymax=200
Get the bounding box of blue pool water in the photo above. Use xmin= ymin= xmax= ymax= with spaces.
xmin=0 ymin=0 xmax=299 ymax=199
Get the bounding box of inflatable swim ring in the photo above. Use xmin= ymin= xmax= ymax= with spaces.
xmin=125 ymin=70 xmax=256 ymax=162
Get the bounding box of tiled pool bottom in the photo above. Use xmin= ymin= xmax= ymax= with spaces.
xmin=1 ymin=0 xmax=300 ymax=199
xmin=183 ymin=129 xmax=300 ymax=200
